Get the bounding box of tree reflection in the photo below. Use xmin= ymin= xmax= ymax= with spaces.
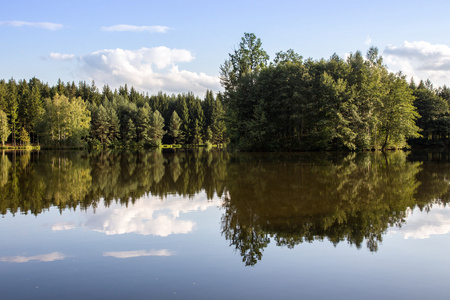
xmin=221 ymin=151 xmax=449 ymax=265
xmin=0 ymin=149 xmax=230 ymax=215
xmin=0 ymin=150 xmax=449 ymax=265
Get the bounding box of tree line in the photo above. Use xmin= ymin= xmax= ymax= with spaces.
xmin=0 ymin=78 xmax=226 ymax=148
xmin=220 ymin=33 xmax=450 ymax=151
xmin=0 ymin=33 xmax=449 ymax=150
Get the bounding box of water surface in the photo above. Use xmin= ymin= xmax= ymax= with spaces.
xmin=0 ymin=150 xmax=449 ymax=299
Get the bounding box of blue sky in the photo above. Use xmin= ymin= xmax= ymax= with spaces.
xmin=2 ymin=0 xmax=450 ymax=96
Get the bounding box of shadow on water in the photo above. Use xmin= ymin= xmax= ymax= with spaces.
xmin=1 ymin=149 xmax=449 ymax=265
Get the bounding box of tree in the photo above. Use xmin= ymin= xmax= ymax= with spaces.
xmin=149 ymin=110 xmax=166 ymax=146
xmin=28 ymin=84 xmax=44 ymax=143
xmin=123 ymin=117 xmax=136 ymax=146
xmin=220 ymin=33 xmax=269 ymax=149
xmin=0 ymin=109 xmax=10 ymax=146
xmin=211 ymin=98 xmax=226 ymax=145
xmin=192 ymin=119 xmax=202 ymax=145
xmin=19 ymin=127 xmax=30 ymax=146
xmin=66 ymin=96 xmax=91 ymax=146
xmin=169 ymin=110 xmax=182 ymax=144
xmin=177 ymin=96 xmax=190 ymax=143
xmin=92 ymin=104 xmax=109 ymax=147
xmin=378 ymin=74 xmax=421 ymax=149
xmin=107 ymin=105 xmax=121 ymax=146
xmin=39 ymin=94 xmax=91 ymax=146
xmin=413 ymin=84 xmax=449 ymax=143
xmin=136 ymin=104 xmax=151 ymax=144
xmin=5 ymin=79 xmax=18 ymax=146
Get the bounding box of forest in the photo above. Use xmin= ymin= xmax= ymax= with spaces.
xmin=0 ymin=33 xmax=449 ymax=150
xmin=221 ymin=33 xmax=450 ymax=151
xmin=0 ymin=79 xmax=226 ymax=149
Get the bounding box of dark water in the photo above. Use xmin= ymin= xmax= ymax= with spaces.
xmin=0 ymin=149 xmax=449 ymax=299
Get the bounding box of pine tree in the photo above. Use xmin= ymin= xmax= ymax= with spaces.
xmin=136 ymin=104 xmax=151 ymax=144
xmin=107 ymin=106 xmax=121 ymax=146
xmin=93 ymin=105 xmax=110 ymax=146
xmin=149 ymin=110 xmax=165 ymax=147
xmin=123 ymin=117 xmax=137 ymax=147
xmin=192 ymin=119 xmax=202 ymax=145
xmin=6 ymin=79 xmax=18 ymax=146
xmin=211 ymin=99 xmax=226 ymax=145
xmin=169 ymin=110 xmax=182 ymax=144
xmin=177 ymin=96 xmax=190 ymax=143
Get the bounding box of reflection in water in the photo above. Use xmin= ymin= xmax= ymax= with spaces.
xmin=65 ymin=194 xmax=220 ymax=237
xmin=0 ymin=252 xmax=66 ymax=263
xmin=103 ymin=250 xmax=174 ymax=258
xmin=1 ymin=150 xmax=449 ymax=266
xmin=52 ymin=223 xmax=76 ymax=231
xmin=221 ymin=151 xmax=450 ymax=265
xmin=0 ymin=149 xmax=228 ymax=216
xmin=390 ymin=204 xmax=450 ymax=239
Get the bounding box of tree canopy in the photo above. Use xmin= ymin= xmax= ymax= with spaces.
xmin=220 ymin=34 xmax=428 ymax=151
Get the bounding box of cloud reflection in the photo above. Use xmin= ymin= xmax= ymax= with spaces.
xmin=390 ymin=205 xmax=450 ymax=239
xmin=0 ymin=252 xmax=66 ymax=263
xmin=54 ymin=192 xmax=222 ymax=237
xmin=103 ymin=249 xmax=174 ymax=258
xmin=52 ymin=222 xmax=76 ymax=231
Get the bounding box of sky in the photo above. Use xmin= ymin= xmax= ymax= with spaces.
xmin=2 ymin=0 xmax=450 ymax=97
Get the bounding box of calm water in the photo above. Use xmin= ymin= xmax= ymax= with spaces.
xmin=0 ymin=149 xmax=449 ymax=299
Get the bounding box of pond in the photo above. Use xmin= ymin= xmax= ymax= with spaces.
xmin=0 ymin=149 xmax=449 ymax=299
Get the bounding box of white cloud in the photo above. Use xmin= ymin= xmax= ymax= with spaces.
xmin=0 ymin=252 xmax=66 ymax=263
xmin=103 ymin=249 xmax=174 ymax=258
xmin=78 ymin=46 xmax=221 ymax=96
xmin=102 ymin=24 xmax=169 ymax=33
xmin=389 ymin=205 xmax=450 ymax=239
xmin=384 ymin=41 xmax=450 ymax=86
xmin=50 ymin=52 xmax=75 ymax=61
xmin=0 ymin=21 xmax=63 ymax=30
xmin=365 ymin=35 xmax=372 ymax=46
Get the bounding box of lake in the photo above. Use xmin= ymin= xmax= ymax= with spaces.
xmin=0 ymin=149 xmax=449 ymax=299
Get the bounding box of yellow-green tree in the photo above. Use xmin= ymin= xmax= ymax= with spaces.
xmin=0 ymin=109 xmax=10 ymax=146
xmin=39 ymin=94 xmax=90 ymax=146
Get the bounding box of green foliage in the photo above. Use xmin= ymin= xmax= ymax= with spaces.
xmin=221 ymin=34 xmax=425 ymax=151
xmin=19 ymin=127 xmax=30 ymax=146
xmin=92 ymin=104 xmax=110 ymax=147
xmin=6 ymin=79 xmax=19 ymax=145
xmin=149 ymin=110 xmax=166 ymax=147
xmin=38 ymin=94 xmax=91 ymax=147
xmin=0 ymin=109 xmax=11 ymax=146
xmin=410 ymin=82 xmax=449 ymax=146
xmin=220 ymin=33 xmax=269 ymax=149
xmin=169 ymin=110 xmax=182 ymax=144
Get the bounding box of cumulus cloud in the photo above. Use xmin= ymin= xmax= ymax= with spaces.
xmin=384 ymin=41 xmax=450 ymax=86
xmin=103 ymin=249 xmax=174 ymax=258
xmin=102 ymin=24 xmax=169 ymax=33
xmin=0 ymin=252 xmax=66 ymax=263
xmin=0 ymin=21 xmax=63 ymax=30
xmin=365 ymin=35 xmax=372 ymax=46
xmin=78 ymin=46 xmax=221 ymax=96
xmin=389 ymin=205 xmax=450 ymax=239
xmin=50 ymin=52 xmax=75 ymax=61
